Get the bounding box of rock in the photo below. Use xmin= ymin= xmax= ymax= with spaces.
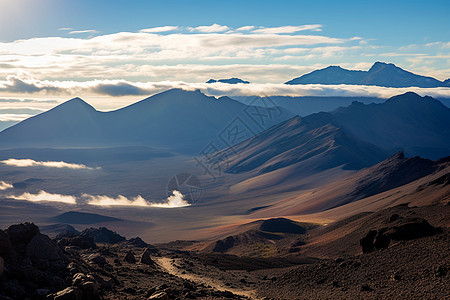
xmin=125 ymin=237 xmax=149 ymax=248
xmin=56 ymin=232 xmax=96 ymax=249
xmin=0 ymin=230 xmax=13 ymax=257
xmin=81 ymin=227 xmax=125 ymax=244
xmin=123 ymin=251 xmax=136 ymax=263
xmin=88 ymin=253 xmax=107 ymax=265
xmin=361 ymin=218 xmax=441 ymax=253
xmin=1 ymin=279 xmax=26 ymax=299
xmin=6 ymin=222 xmax=39 ymax=253
xmin=148 ymin=291 xmax=169 ymax=300
xmin=53 ymin=286 xmax=82 ymax=300
xmin=35 ymin=288 xmax=50 ymax=297
xmin=435 ymin=265 xmax=447 ymax=277
xmin=79 ymin=281 xmax=99 ymax=299
xmin=140 ymin=248 xmax=154 ymax=265
xmin=360 ymin=283 xmax=374 ymax=292
xmin=0 ymin=257 xmax=3 ymax=277
xmin=25 ymin=233 xmax=64 ymax=261
xmin=391 ymin=271 xmax=401 ymax=281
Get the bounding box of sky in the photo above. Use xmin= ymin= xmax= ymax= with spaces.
xmin=0 ymin=0 xmax=449 ymax=119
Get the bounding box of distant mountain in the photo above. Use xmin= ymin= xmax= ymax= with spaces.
xmin=286 ymin=62 xmax=446 ymax=88
xmin=206 ymin=78 xmax=250 ymax=84
xmin=331 ymin=92 xmax=450 ymax=159
xmin=0 ymin=89 xmax=291 ymax=153
xmin=215 ymin=92 xmax=449 ymax=178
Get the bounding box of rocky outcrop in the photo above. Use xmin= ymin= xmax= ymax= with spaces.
xmin=140 ymin=248 xmax=154 ymax=265
xmin=123 ymin=251 xmax=136 ymax=263
xmin=361 ymin=217 xmax=442 ymax=253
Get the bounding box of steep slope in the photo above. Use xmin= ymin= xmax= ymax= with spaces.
xmin=286 ymin=62 xmax=446 ymax=87
xmin=331 ymin=92 xmax=450 ymax=159
xmin=214 ymin=113 xmax=388 ymax=175
xmin=0 ymin=89 xmax=292 ymax=153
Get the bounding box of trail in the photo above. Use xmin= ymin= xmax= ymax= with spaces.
xmin=155 ymin=257 xmax=259 ymax=299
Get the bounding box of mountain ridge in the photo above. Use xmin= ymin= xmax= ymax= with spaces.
xmin=286 ymin=62 xmax=447 ymax=88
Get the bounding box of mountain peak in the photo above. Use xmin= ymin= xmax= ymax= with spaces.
xmin=56 ymin=97 xmax=95 ymax=111
xmin=368 ymin=61 xmax=398 ymax=72
xmin=206 ymin=78 xmax=250 ymax=84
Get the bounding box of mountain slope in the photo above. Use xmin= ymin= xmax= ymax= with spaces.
xmin=0 ymin=89 xmax=292 ymax=153
xmin=206 ymin=78 xmax=250 ymax=84
xmin=214 ymin=113 xmax=388 ymax=175
xmin=286 ymin=62 xmax=446 ymax=87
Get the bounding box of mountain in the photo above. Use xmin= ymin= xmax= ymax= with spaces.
xmin=331 ymin=92 xmax=450 ymax=159
xmin=285 ymin=62 xmax=446 ymax=87
xmin=206 ymin=78 xmax=250 ymax=84
xmin=214 ymin=113 xmax=389 ymax=175
xmin=0 ymin=89 xmax=291 ymax=153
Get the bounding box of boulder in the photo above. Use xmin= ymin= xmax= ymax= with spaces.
xmin=140 ymin=248 xmax=154 ymax=265
xmin=25 ymin=233 xmax=64 ymax=261
xmin=56 ymin=232 xmax=96 ymax=249
xmin=6 ymin=222 xmax=39 ymax=253
xmin=53 ymin=286 xmax=82 ymax=300
xmin=360 ymin=217 xmax=442 ymax=253
xmin=123 ymin=251 xmax=136 ymax=263
xmin=88 ymin=253 xmax=107 ymax=265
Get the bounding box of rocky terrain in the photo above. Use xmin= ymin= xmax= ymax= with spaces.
xmin=0 ymin=202 xmax=448 ymax=299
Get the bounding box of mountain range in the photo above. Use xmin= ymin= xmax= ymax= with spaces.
xmin=0 ymin=89 xmax=291 ymax=153
xmin=286 ymin=61 xmax=450 ymax=88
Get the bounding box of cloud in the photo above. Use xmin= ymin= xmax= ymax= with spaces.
xmin=253 ymin=25 xmax=323 ymax=34
xmin=0 ymin=158 xmax=98 ymax=170
xmin=9 ymin=190 xmax=77 ymax=204
xmin=58 ymin=27 xmax=73 ymax=31
xmin=0 ymin=181 xmax=13 ymax=190
xmin=0 ymin=114 xmax=34 ymax=122
xmin=140 ymin=26 xmax=179 ymax=33
xmin=83 ymin=190 xmax=190 ymax=208
xmin=69 ymin=30 xmax=98 ymax=34
xmin=236 ymin=26 xmax=255 ymax=32
xmin=149 ymin=190 xmax=190 ymax=208
xmin=189 ymin=24 xmax=229 ymax=33
xmin=84 ymin=194 xmax=150 ymax=207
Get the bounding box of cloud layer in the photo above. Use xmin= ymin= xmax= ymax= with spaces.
xmin=0 ymin=158 xmax=98 ymax=170
xmin=10 ymin=190 xmax=77 ymax=204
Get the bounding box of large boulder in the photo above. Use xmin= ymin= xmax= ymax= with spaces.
xmin=360 ymin=217 xmax=442 ymax=253
xmin=6 ymin=222 xmax=39 ymax=254
xmin=25 ymin=233 xmax=65 ymax=261
xmin=56 ymin=231 xmax=96 ymax=249
xmin=140 ymin=248 xmax=154 ymax=265
xmin=123 ymin=251 xmax=136 ymax=263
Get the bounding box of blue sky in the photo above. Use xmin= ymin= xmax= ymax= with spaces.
xmin=0 ymin=0 xmax=449 ymax=113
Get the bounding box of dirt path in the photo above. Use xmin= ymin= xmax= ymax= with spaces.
xmin=155 ymin=257 xmax=259 ymax=299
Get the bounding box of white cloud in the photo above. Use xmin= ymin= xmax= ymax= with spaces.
xmin=140 ymin=26 xmax=179 ymax=33
xmin=69 ymin=29 xmax=98 ymax=34
xmin=189 ymin=23 xmax=230 ymax=33
xmin=58 ymin=27 xmax=73 ymax=31
xmin=0 ymin=114 xmax=34 ymax=121
xmin=83 ymin=190 xmax=190 ymax=208
xmin=0 ymin=158 xmax=98 ymax=170
xmin=150 ymin=190 xmax=190 ymax=208
xmin=84 ymin=194 xmax=150 ymax=207
xmin=236 ymin=26 xmax=255 ymax=32
xmin=1 ymin=75 xmax=450 ymax=100
xmin=253 ymin=25 xmax=323 ymax=34
xmin=0 ymin=181 xmax=13 ymax=190
xmin=9 ymin=190 xmax=77 ymax=204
